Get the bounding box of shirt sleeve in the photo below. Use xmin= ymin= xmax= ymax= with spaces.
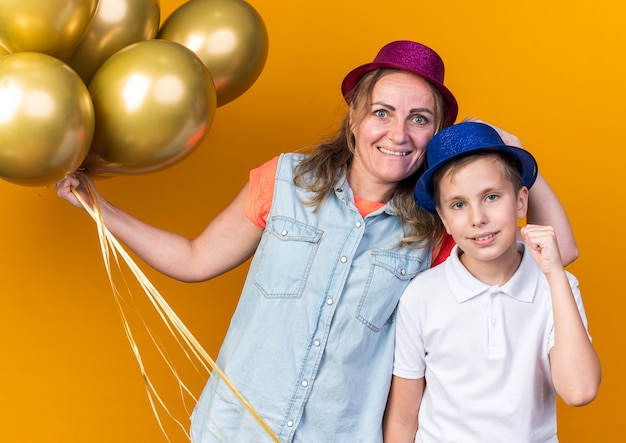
xmin=393 ymin=281 xmax=427 ymax=379
xmin=244 ymin=156 xmax=279 ymax=229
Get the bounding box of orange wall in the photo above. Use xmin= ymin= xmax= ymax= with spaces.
xmin=1 ymin=0 xmax=623 ymax=441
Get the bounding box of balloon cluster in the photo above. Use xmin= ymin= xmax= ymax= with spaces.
xmin=0 ymin=0 xmax=269 ymax=186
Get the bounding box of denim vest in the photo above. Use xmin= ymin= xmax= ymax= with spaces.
xmin=191 ymin=153 xmax=431 ymax=442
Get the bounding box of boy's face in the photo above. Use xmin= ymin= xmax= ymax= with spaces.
xmin=436 ymin=155 xmax=528 ymax=267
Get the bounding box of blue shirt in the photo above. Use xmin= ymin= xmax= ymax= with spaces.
xmin=190 ymin=153 xmax=431 ymax=442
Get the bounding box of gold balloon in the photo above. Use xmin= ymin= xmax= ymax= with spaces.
xmin=84 ymin=39 xmax=217 ymax=175
xmin=0 ymin=53 xmax=95 ymax=187
xmin=0 ymin=0 xmax=99 ymax=61
xmin=68 ymin=0 xmax=161 ymax=85
xmin=158 ymin=0 xmax=269 ymax=107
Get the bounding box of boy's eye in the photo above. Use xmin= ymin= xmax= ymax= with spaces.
xmin=486 ymin=194 xmax=498 ymax=201
xmin=451 ymin=202 xmax=464 ymax=209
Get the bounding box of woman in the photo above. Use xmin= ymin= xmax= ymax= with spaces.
xmin=57 ymin=40 xmax=576 ymax=442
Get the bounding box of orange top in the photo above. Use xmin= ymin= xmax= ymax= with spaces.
xmin=244 ymin=156 xmax=454 ymax=266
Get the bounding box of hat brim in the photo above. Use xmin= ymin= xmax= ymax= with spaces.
xmin=414 ymin=144 xmax=538 ymax=214
xmin=341 ymin=61 xmax=459 ymax=127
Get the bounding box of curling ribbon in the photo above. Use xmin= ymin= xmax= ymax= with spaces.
xmin=71 ymin=172 xmax=280 ymax=442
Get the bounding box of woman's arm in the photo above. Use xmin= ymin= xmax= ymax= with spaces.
xmin=383 ymin=375 xmax=424 ymax=442
xmin=521 ymin=225 xmax=601 ymax=406
xmin=56 ymin=174 xmax=263 ymax=282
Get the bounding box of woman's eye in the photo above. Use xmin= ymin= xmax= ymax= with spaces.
xmin=413 ymin=115 xmax=426 ymax=124
xmin=374 ymin=109 xmax=387 ymax=118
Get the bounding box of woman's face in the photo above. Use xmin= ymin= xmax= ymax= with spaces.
xmin=349 ymin=71 xmax=437 ymax=202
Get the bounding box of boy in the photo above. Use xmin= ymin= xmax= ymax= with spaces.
xmin=383 ymin=122 xmax=600 ymax=442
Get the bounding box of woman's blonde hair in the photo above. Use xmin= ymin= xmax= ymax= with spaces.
xmin=294 ymin=69 xmax=448 ymax=249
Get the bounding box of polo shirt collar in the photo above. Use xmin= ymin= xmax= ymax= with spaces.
xmin=446 ymin=242 xmax=540 ymax=304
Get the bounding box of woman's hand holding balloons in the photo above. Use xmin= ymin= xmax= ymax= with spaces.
xmin=55 ymin=173 xmax=97 ymax=210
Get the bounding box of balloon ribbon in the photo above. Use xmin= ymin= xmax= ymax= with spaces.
xmin=71 ymin=175 xmax=280 ymax=442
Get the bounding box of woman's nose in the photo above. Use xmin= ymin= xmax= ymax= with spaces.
xmin=388 ymin=120 xmax=408 ymax=144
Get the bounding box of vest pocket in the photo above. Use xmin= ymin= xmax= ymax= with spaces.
xmin=357 ymin=250 xmax=425 ymax=332
xmin=253 ymin=216 xmax=323 ymax=298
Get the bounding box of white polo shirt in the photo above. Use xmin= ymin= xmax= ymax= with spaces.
xmin=394 ymin=243 xmax=589 ymax=443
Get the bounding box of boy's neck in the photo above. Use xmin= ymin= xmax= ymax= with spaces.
xmin=459 ymin=243 xmax=523 ymax=286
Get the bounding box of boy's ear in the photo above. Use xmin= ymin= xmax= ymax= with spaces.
xmin=436 ymin=208 xmax=453 ymax=235
xmin=517 ymin=186 xmax=529 ymax=219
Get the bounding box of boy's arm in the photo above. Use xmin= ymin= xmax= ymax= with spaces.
xmin=547 ymin=269 xmax=601 ymax=406
xmin=521 ymin=225 xmax=601 ymax=406
xmin=383 ymin=375 xmax=424 ymax=442
xmin=525 ymin=173 xmax=579 ymax=266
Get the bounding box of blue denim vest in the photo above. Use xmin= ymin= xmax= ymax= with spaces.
xmin=191 ymin=153 xmax=431 ymax=442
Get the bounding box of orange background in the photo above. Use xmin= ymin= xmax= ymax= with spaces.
xmin=1 ymin=0 xmax=623 ymax=441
